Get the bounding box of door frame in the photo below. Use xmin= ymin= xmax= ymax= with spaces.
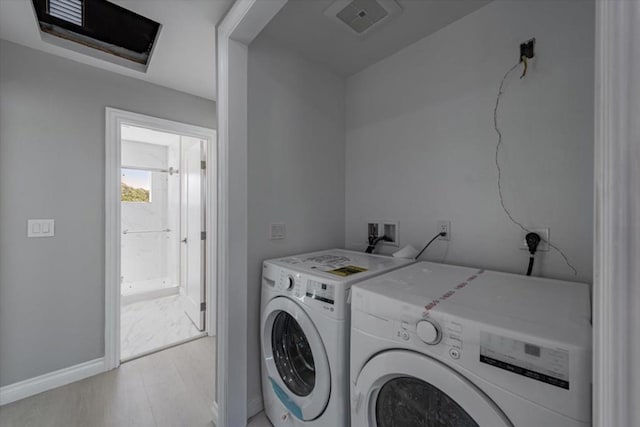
xmin=215 ymin=1 xmax=287 ymax=425
xmin=593 ymin=1 xmax=640 ymax=426
xmin=104 ymin=107 xmax=217 ymax=371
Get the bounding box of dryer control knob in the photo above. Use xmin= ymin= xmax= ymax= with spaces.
xmin=416 ymin=320 xmax=441 ymax=345
xmin=284 ymin=276 xmax=294 ymax=290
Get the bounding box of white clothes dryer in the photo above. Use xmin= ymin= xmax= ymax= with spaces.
xmin=350 ymin=262 xmax=591 ymax=427
xmin=261 ymin=249 xmax=413 ymax=427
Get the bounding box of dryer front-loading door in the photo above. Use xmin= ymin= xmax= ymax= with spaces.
xmin=352 ymin=350 xmax=513 ymax=427
xmin=262 ymin=297 xmax=331 ymax=421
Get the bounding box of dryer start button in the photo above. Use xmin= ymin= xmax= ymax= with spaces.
xmin=416 ymin=320 xmax=441 ymax=345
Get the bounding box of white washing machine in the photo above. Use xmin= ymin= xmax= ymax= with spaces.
xmin=350 ymin=261 xmax=591 ymax=427
xmin=261 ymin=249 xmax=413 ymax=427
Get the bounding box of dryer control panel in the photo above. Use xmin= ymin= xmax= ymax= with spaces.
xmin=479 ymin=331 xmax=570 ymax=389
xmin=391 ymin=313 xmax=464 ymax=361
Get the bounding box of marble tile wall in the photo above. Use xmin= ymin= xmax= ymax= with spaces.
xmin=121 ymin=139 xmax=181 ymax=294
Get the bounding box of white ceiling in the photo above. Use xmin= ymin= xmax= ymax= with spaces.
xmin=260 ymin=0 xmax=493 ymax=76
xmin=0 ymin=0 xmax=234 ymax=100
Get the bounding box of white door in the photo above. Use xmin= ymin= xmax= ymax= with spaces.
xmin=181 ymin=137 xmax=205 ymax=330
xmin=352 ymin=350 xmax=513 ymax=427
xmin=261 ymin=297 xmax=331 ymax=421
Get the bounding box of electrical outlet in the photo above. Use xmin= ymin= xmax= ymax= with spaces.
xmin=520 ymin=38 xmax=535 ymax=60
xmin=520 ymin=228 xmax=549 ymax=251
xmin=438 ymin=220 xmax=450 ymax=241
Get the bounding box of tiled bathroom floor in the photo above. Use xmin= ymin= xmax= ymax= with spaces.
xmin=121 ymin=294 xmax=204 ymax=360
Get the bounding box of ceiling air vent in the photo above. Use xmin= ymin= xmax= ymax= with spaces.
xmin=31 ymin=0 xmax=161 ymax=72
xmin=324 ymin=0 xmax=401 ymax=36
xmin=48 ymin=0 xmax=83 ymax=26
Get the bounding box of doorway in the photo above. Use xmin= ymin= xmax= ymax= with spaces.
xmin=105 ymin=108 xmax=217 ymax=369
xmin=119 ymin=124 xmax=207 ymax=360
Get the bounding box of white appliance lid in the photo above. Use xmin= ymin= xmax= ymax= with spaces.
xmin=265 ymin=249 xmax=413 ymax=284
xmin=353 ymin=261 xmax=591 ymax=343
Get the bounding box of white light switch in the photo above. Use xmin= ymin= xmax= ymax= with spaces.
xmin=28 ymin=219 xmax=55 ymax=237
xmin=269 ymin=223 xmax=286 ymax=240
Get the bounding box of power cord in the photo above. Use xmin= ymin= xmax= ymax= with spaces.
xmin=493 ymin=61 xmax=578 ymax=276
xmin=415 ymin=232 xmax=447 ymax=260
xmin=365 ymin=235 xmax=392 ymax=253
xmin=525 ymin=232 xmax=541 ymax=276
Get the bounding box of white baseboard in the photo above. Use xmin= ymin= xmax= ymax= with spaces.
xmin=248 ymin=395 xmax=264 ymax=419
xmin=0 ymin=357 xmax=105 ymax=406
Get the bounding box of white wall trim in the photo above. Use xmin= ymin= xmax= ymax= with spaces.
xmin=105 ymin=107 xmax=122 ymax=372
xmin=593 ymin=0 xmax=640 ymax=426
xmin=215 ymin=1 xmax=286 ymax=426
xmin=104 ymin=108 xmax=217 ymax=373
xmin=0 ymin=358 xmax=105 ymax=406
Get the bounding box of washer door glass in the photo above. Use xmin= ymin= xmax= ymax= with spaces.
xmin=353 ymin=350 xmax=512 ymax=427
xmin=375 ymin=377 xmax=478 ymax=427
xmin=271 ymin=311 xmax=316 ymax=396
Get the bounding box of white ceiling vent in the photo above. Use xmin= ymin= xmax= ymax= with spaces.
xmin=324 ymin=0 xmax=402 ymax=36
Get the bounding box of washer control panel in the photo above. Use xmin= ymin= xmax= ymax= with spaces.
xmin=276 ymin=269 xmax=297 ymax=292
xmin=284 ymin=275 xmax=295 ymax=290
xmin=306 ymin=279 xmax=335 ymax=305
xmin=264 ymin=265 xmax=347 ymax=319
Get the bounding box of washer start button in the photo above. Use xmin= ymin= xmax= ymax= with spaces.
xmin=449 ymin=348 xmax=461 ymax=360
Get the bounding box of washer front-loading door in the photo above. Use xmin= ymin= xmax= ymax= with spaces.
xmin=262 ymin=297 xmax=331 ymax=421
xmin=352 ymin=350 xmax=513 ymax=427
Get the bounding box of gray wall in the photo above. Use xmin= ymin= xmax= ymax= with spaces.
xmin=345 ymin=0 xmax=594 ymax=282
xmin=0 ymin=40 xmax=216 ymax=387
xmin=246 ymin=34 xmax=346 ymax=413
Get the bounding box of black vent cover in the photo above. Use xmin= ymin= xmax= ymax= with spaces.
xmin=32 ymin=0 xmax=161 ymax=66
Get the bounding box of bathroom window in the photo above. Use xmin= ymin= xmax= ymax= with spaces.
xmin=121 ymin=169 xmax=152 ymax=202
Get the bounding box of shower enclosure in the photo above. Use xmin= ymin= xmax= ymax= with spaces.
xmin=120 ymin=124 xmax=206 ymax=347
xmin=121 ymin=129 xmax=182 ymax=301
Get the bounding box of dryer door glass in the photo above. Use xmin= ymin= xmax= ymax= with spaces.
xmin=375 ymin=377 xmax=478 ymax=427
xmin=271 ymin=311 xmax=316 ymax=397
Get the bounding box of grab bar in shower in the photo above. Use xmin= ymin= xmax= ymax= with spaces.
xmin=121 ymin=165 xmax=179 ymax=175
xmin=122 ymin=228 xmax=171 ymax=235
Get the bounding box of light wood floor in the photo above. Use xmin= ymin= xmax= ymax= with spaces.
xmin=0 ymin=337 xmax=217 ymax=427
